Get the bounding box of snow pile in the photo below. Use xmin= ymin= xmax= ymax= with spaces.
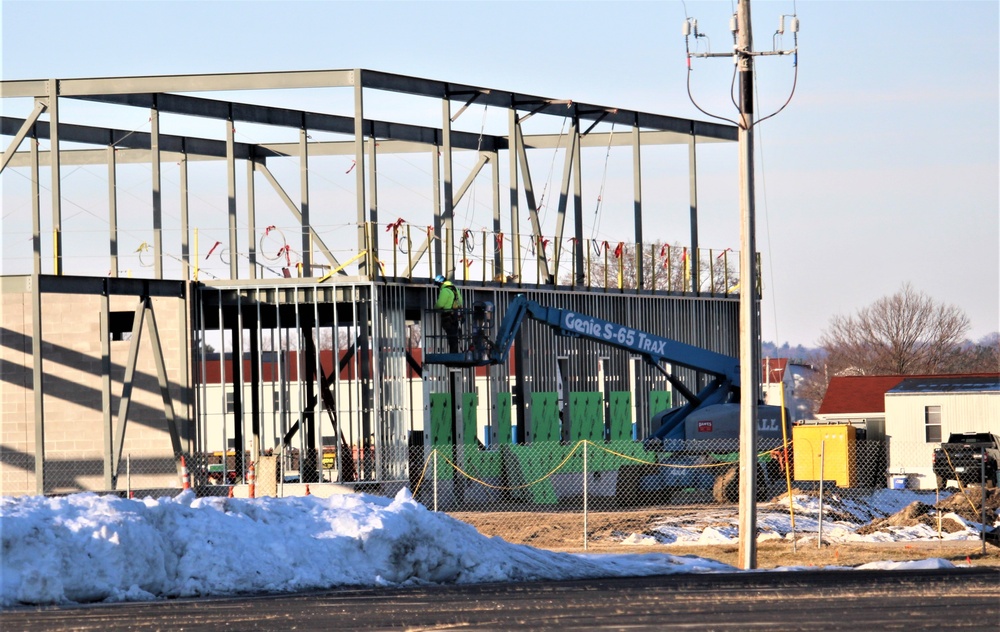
xmin=1 ymin=489 xmax=734 ymax=607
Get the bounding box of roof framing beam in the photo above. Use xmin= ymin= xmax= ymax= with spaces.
xmin=2 ymin=116 xmax=719 ymax=169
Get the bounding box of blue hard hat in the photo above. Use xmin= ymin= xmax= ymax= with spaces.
xmin=433 ymin=274 xmax=446 ymax=285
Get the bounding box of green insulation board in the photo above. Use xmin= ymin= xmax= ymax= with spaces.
xmin=462 ymin=391 xmax=479 ymax=445
xmin=501 ymin=442 xmax=655 ymax=504
xmin=429 ymin=393 xmax=453 ymax=446
xmin=529 ymin=391 xmax=561 ymax=443
xmin=649 ymin=390 xmax=673 ymax=419
xmin=495 ymin=392 xmax=512 ymax=445
xmin=608 ymin=391 xmax=633 ymax=441
xmin=568 ymin=392 xmax=604 ymax=442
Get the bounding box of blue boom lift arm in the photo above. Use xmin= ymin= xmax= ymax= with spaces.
xmin=424 ymin=294 xmax=744 ymax=442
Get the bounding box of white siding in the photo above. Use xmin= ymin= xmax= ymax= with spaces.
xmin=884 ymin=391 xmax=1000 ymax=489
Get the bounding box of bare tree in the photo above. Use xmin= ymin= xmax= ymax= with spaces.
xmin=953 ymin=333 xmax=1000 ymax=373
xmin=820 ymin=283 xmax=971 ymax=377
xmin=559 ymin=240 xmax=738 ymax=293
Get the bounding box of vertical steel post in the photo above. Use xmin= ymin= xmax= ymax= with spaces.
xmin=442 ymin=97 xmax=455 ymax=278
xmin=300 ymin=125 xmax=311 ymax=277
xmin=101 ymin=285 xmax=112 ymax=489
xmin=508 ymin=108 xmax=521 ymax=283
xmin=368 ymin=137 xmax=380 ymax=280
xmin=32 ymin=268 xmax=45 ymax=493
xmin=354 ymin=70 xmax=367 ymax=275
xmin=687 ymin=129 xmax=698 ymax=293
xmin=226 ymin=109 xmax=238 ymax=280
xmin=180 ymin=143 xmax=190 ymax=279
xmin=632 ymin=120 xmax=644 ymax=289
xmin=492 ymin=150 xmax=502 ymax=279
xmin=573 ymin=114 xmax=585 ymax=287
xmin=246 ymin=149 xmax=257 ymax=279
xmin=48 ymin=80 xmax=63 ymax=276
xmin=107 ymin=145 xmax=118 ymax=277
xmin=31 ymin=126 xmax=41 ymax=276
xmin=151 ymin=97 xmax=163 ymax=279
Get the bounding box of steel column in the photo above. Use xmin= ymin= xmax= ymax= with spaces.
xmin=246 ymin=149 xmax=257 ymax=279
xmin=632 ymin=121 xmax=644 ymax=289
xmin=180 ymin=141 xmax=190 ymax=279
xmin=353 ymin=69 xmax=367 ymax=275
xmin=299 ymin=126 xmax=311 ymax=277
xmin=107 ymin=145 xmax=119 ymax=276
xmin=226 ymin=110 xmax=239 ymax=279
xmin=688 ymin=129 xmax=699 ymax=294
xmin=151 ymin=98 xmax=163 ymax=279
xmin=48 ymin=80 xmax=62 ymax=276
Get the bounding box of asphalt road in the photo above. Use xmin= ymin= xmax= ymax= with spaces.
xmin=3 ymin=568 xmax=998 ymax=631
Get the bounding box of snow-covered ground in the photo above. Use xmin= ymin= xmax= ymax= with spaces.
xmin=623 ymin=488 xmax=996 ymax=546
xmin=0 ymin=488 xmax=987 ymax=607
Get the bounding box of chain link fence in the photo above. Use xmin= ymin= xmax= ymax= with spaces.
xmin=3 ymin=438 xmax=997 ymax=555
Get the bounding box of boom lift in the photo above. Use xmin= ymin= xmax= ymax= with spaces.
xmin=424 ymin=294 xmax=788 ymax=501
xmin=425 ymin=294 xmax=786 ymax=447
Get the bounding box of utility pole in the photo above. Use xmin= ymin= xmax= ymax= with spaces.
xmin=683 ymin=0 xmax=798 ymax=571
xmin=735 ymin=0 xmax=760 ymax=571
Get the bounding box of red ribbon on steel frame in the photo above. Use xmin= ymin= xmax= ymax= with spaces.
xmin=385 ymin=218 xmax=406 ymax=245
xmin=613 ymin=241 xmax=624 ymax=259
xmin=277 ymin=244 xmax=292 ymax=266
xmin=495 ymin=232 xmax=504 ymax=252
xmin=206 ymin=241 xmax=222 ymax=260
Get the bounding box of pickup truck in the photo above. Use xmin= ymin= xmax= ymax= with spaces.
xmin=932 ymin=432 xmax=1000 ymax=489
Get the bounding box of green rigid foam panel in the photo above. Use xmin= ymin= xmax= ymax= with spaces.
xmin=569 ymin=392 xmax=604 ymax=442
xmin=429 ymin=393 xmax=453 ymax=446
xmin=608 ymin=391 xmax=633 ymax=442
xmin=505 ymin=444 xmax=559 ymax=504
xmin=495 ymin=392 xmax=512 ymax=445
xmin=529 ymin=392 xmax=561 ymax=443
xmin=463 ymin=449 xmax=501 ymax=478
xmin=462 ymin=391 xmax=479 ymax=445
xmin=649 ymin=390 xmax=673 ymax=419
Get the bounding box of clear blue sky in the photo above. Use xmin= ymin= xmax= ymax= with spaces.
xmin=2 ymin=1 xmax=998 ymax=347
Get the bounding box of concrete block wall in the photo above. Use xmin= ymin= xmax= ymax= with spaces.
xmin=0 ymin=289 xmax=190 ymax=496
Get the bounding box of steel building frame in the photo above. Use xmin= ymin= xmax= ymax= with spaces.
xmin=1 ymin=70 xmax=744 ymax=493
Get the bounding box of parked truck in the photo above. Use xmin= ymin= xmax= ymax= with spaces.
xmin=424 ymin=294 xmax=790 ymax=502
xmin=932 ymin=432 xmax=999 ymax=489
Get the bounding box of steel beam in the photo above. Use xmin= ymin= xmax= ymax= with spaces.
xmin=112 ymin=299 xmax=146 ymax=483
xmin=513 ymin=121 xmax=549 ymax=282
xmin=552 ymin=120 xmax=579 ymax=277
xmin=254 ymin=160 xmax=342 ymax=273
xmin=0 ymin=99 xmax=46 ymax=174
xmin=1 ymin=70 xmax=355 ymax=97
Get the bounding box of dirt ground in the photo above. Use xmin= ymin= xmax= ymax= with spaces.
xmin=450 ymin=487 xmax=1000 ymax=569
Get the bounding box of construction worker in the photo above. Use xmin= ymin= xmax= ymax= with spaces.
xmin=433 ymin=274 xmax=463 ymax=353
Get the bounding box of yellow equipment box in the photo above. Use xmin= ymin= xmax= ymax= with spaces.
xmin=793 ymin=424 xmax=856 ymax=487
